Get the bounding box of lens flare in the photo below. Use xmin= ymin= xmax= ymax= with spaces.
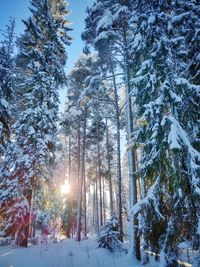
xmin=60 ymin=180 xmax=70 ymax=195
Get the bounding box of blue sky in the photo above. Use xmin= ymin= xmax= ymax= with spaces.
xmin=0 ymin=0 xmax=94 ymax=111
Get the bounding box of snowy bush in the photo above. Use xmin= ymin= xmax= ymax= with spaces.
xmin=97 ymin=217 xmax=127 ymax=253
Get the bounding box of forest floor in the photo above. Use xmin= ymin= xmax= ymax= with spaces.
xmin=0 ymin=237 xmax=158 ymax=267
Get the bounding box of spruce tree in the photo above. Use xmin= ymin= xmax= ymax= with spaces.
xmin=0 ymin=0 xmax=71 ymax=246
xmin=130 ymin=1 xmax=200 ymax=265
xmin=0 ymin=19 xmax=15 ymax=157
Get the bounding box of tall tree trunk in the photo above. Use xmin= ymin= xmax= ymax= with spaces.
xmin=92 ymin=184 xmax=95 ymax=227
xmin=135 ymin=151 xmax=142 ymax=201
xmin=122 ymin=30 xmax=141 ymax=260
xmin=28 ymin=191 xmax=33 ymax=238
xmin=102 ymin=177 xmax=106 ymax=224
xmin=105 ymin=118 xmax=114 ymax=218
xmin=111 ymin=63 xmax=123 ymax=241
xmin=68 ymin=133 xmax=71 ymax=182
xmin=32 ymin=215 xmax=36 ymax=238
xmin=82 ymin=109 xmax=87 ymax=239
xmin=95 ymin=164 xmax=99 ymax=234
xmin=97 ymin=120 xmax=103 ymax=226
xmin=76 ymin=119 xmax=82 ymax=241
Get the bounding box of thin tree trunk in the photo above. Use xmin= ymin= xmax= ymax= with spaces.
xmin=28 ymin=191 xmax=33 ymax=238
xmin=32 ymin=215 xmax=36 ymax=238
xmin=82 ymin=109 xmax=87 ymax=239
xmin=29 ymin=191 xmax=36 ymax=239
xmin=102 ymin=177 xmax=106 ymax=224
xmin=92 ymin=184 xmax=95 ymax=227
xmin=135 ymin=151 xmax=142 ymax=200
xmin=76 ymin=119 xmax=82 ymax=241
xmin=95 ymin=165 xmax=99 ymax=234
xmin=105 ymin=118 xmax=114 ymax=218
xmin=111 ymin=63 xmax=123 ymax=241
xmin=97 ymin=120 xmax=103 ymax=227
xmin=122 ymin=31 xmax=141 ymax=260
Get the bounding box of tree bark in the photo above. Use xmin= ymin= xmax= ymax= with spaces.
xmin=92 ymin=184 xmax=95 ymax=227
xmin=97 ymin=120 xmax=103 ymax=227
xmin=102 ymin=177 xmax=106 ymax=224
xmin=76 ymin=119 xmax=82 ymax=241
xmin=111 ymin=63 xmax=123 ymax=241
xmin=82 ymin=109 xmax=87 ymax=238
xmin=95 ymin=164 xmax=99 ymax=234
xmin=105 ymin=118 xmax=114 ymax=218
xmin=122 ymin=29 xmax=141 ymax=261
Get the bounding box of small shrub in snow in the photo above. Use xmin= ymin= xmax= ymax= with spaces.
xmin=97 ymin=217 xmax=127 ymax=253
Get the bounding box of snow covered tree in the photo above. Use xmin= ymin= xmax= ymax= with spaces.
xmin=0 ymin=18 xmax=15 ymax=157
xmin=130 ymin=1 xmax=200 ymax=265
xmin=97 ymin=216 xmax=127 ymax=253
xmin=82 ymin=0 xmax=134 ymax=246
xmin=62 ymin=52 xmax=120 ymax=240
xmin=0 ymin=18 xmax=16 ymax=235
xmin=0 ymin=0 xmax=71 ymax=246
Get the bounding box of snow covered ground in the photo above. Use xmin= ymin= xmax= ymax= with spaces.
xmin=0 ymin=238 xmax=158 ymax=267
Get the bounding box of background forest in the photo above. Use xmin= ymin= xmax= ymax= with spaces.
xmin=0 ymin=0 xmax=199 ymax=267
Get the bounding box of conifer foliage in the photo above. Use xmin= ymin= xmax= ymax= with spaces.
xmin=130 ymin=0 xmax=200 ymax=265
xmin=0 ymin=18 xmax=15 ymax=156
xmin=97 ymin=217 xmax=127 ymax=253
xmin=0 ymin=1 xmax=199 ymax=266
xmin=0 ymin=0 xmax=71 ymax=247
xmin=82 ymin=0 xmax=199 ymax=265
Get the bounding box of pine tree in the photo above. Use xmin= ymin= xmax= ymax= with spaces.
xmin=82 ymin=0 xmax=135 ymax=246
xmin=62 ymin=54 xmax=97 ymax=241
xmin=0 ymin=0 xmax=71 ymax=246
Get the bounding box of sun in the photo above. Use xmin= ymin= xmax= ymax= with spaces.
xmin=60 ymin=180 xmax=70 ymax=195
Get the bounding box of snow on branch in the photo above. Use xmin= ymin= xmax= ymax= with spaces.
xmin=131 ymin=177 xmax=164 ymax=220
xmin=96 ymin=10 xmax=113 ymax=32
xmin=162 ymin=115 xmax=200 ymax=195
xmin=162 ymin=115 xmax=200 ymax=161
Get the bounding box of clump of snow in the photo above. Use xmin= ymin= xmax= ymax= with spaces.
xmin=96 ymin=10 xmax=113 ymax=32
xmin=171 ymin=12 xmax=190 ymax=24
xmin=148 ymin=15 xmax=155 ymax=24
xmin=167 ymin=118 xmax=181 ymax=149
xmin=131 ymin=177 xmax=164 ymax=220
xmin=68 ymin=106 xmax=82 ymax=118
xmin=178 ymin=188 xmax=183 ymax=198
xmin=132 ymin=33 xmax=142 ymax=49
xmin=177 ymin=241 xmax=191 ymax=249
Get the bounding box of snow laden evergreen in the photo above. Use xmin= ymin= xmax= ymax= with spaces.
xmin=0 ymin=18 xmax=15 ymax=156
xmin=83 ymin=0 xmax=135 ymax=248
xmin=83 ymin=0 xmax=199 ymax=265
xmin=0 ymin=0 xmax=71 ymax=246
xmin=97 ymin=217 xmax=127 ymax=253
xmin=130 ymin=1 xmax=200 ymax=265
